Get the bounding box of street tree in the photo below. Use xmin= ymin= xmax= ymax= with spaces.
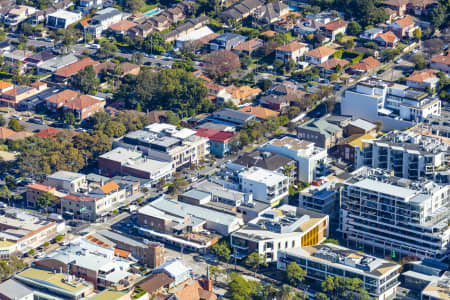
xmin=8 ymin=118 xmax=22 ymax=132
xmin=206 ymin=50 xmax=240 ymax=79
xmin=347 ymin=21 xmax=362 ymax=35
xmin=286 ymin=262 xmax=306 ymax=287
xmin=225 ymin=273 xmax=262 ymax=300
xmin=244 ymin=252 xmax=267 ymax=278
xmin=97 ymin=39 xmax=118 ymax=59
xmin=36 ymin=192 xmax=55 ymax=210
xmin=70 ymin=65 xmax=99 ymax=94
xmin=64 ymin=112 xmax=76 ymax=125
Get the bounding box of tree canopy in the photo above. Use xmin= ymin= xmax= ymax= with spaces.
xmin=70 ymin=65 xmax=99 ymax=95
xmin=115 ymin=68 xmax=208 ymax=117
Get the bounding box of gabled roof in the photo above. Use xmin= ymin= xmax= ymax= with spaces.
xmin=0 ymin=127 xmax=18 ymax=139
xmin=322 ymin=19 xmax=349 ymax=31
xmin=138 ymin=273 xmax=175 ymax=294
xmin=317 ymin=57 xmax=349 ymax=70
xmin=0 ymin=81 xmax=13 ymax=90
xmin=392 ymin=15 xmax=415 ymax=28
xmin=34 ymin=128 xmax=61 ymax=138
xmin=406 ymin=69 xmax=439 ymax=82
xmin=305 ymin=46 xmax=336 ymax=58
xmin=45 ymin=89 xmax=79 ymax=104
xmin=276 ymin=41 xmax=308 ymax=52
xmin=63 ymin=95 xmax=101 ymax=110
xmin=376 ymin=31 xmax=398 ymax=43
xmin=350 ymin=56 xmax=381 ymax=72
xmin=2 ymin=85 xmax=35 ymax=97
xmin=431 ymin=54 xmax=450 ymax=65
xmin=26 ymin=182 xmax=55 ymax=193
xmin=233 ymin=38 xmax=263 ymax=52
xmin=109 ymin=20 xmax=137 ymax=32
xmin=54 ymin=57 xmax=98 ymax=78
xmin=231 ymin=86 xmax=261 ymax=99
xmin=174 ymin=280 xmax=217 ymax=300
xmin=238 ymin=105 xmax=279 ymax=120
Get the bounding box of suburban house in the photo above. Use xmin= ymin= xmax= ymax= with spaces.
xmin=45 ymin=89 xmax=79 ymax=112
xmin=0 ymin=81 xmax=14 ymax=93
xmin=388 ymin=15 xmax=417 ymax=38
xmin=62 ymin=95 xmax=105 ymax=120
xmin=254 ymin=1 xmax=289 ymax=25
xmin=23 ymin=50 xmax=56 ymax=68
xmin=297 ymin=116 xmax=344 ymax=149
xmin=85 ymin=8 xmax=123 ymax=38
xmin=209 ymin=33 xmax=247 ymax=50
xmin=275 ymin=41 xmax=308 ymax=63
xmin=217 ymin=85 xmax=261 ymax=106
xmin=304 ymin=46 xmax=336 ymax=65
xmin=128 ymin=23 xmax=153 ymax=38
xmin=349 ymin=56 xmax=381 ymax=74
xmin=233 ymin=38 xmax=263 ymax=55
xmin=320 ymin=19 xmax=348 ymax=41
xmin=0 ymin=86 xmax=37 ymax=107
xmin=260 ymin=82 xmax=306 ymax=112
xmin=359 ymin=27 xmax=383 ymax=40
xmin=430 ymin=54 xmax=450 ymax=74
xmin=406 ymin=69 xmax=440 ymax=90
xmin=375 ymin=31 xmax=399 ymax=47
xmin=108 ymin=20 xmax=137 ymax=35
xmin=238 ymin=106 xmax=280 ymax=120
xmin=53 ymin=57 xmax=99 ymax=82
xmin=317 ymin=57 xmax=349 ymax=76
xmin=382 ymin=0 xmax=439 ymax=16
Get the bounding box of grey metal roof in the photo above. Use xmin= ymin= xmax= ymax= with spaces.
xmin=353 ymin=178 xmax=417 ymax=199
xmin=212 ymin=108 xmax=255 ymax=124
xmin=0 ymin=279 xmax=33 ymax=299
xmin=182 ymin=189 xmax=211 ymax=201
xmin=98 ymin=230 xmax=147 ymax=247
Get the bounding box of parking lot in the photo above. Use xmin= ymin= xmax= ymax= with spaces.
xmin=1 ymin=111 xmax=49 ymax=133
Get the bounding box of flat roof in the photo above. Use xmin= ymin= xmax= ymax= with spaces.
xmin=353 ymin=178 xmax=416 ymax=199
xmin=239 ymin=167 xmax=287 ymax=185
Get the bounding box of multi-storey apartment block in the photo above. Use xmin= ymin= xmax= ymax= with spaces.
xmin=340 ymin=167 xmax=449 ymax=261
xmin=278 ymin=243 xmax=401 ymax=300
xmin=342 ymin=79 xmax=441 ymax=130
xmin=357 ymin=131 xmax=449 ymax=182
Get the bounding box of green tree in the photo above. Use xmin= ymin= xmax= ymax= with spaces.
xmin=245 ymin=252 xmax=267 ymax=278
xmin=55 ymin=235 xmax=64 ymax=242
xmin=28 ymin=249 xmax=35 ymax=256
xmin=97 ymin=39 xmax=118 ymax=59
xmin=209 ymin=265 xmax=225 ymax=284
xmin=413 ymin=28 xmax=422 ymax=40
xmin=101 ymin=121 xmax=126 ymax=137
xmin=43 ymin=241 xmax=50 ymax=247
xmin=321 ymin=275 xmax=370 ymax=300
xmin=412 ymin=53 xmax=426 ymax=70
xmin=0 ymin=185 xmax=12 ymax=201
xmin=64 ymin=112 xmax=76 ymax=125
xmin=277 ymin=285 xmax=293 ymax=300
xmin=37 ymin=192 xmax=55 ymax=210
xmin=286 ymin=262 xmax=306 ymax=287
xmin=240 ymin=53 xmax=252 ymax=70
xmin=225 ymin=273 xmax=262 ymax=300
xmin=0 ymin=114 xmax=5 ymax=127
xmin=347 ymin=21 xmax=362 ymax=35
xmin=257 ymin=79 xmax=273 ymax=92
xmin=315 ymin=292 xmax=328 ymax=300
xmin=168 ymin=177 xmax=188 ymax=194
xmin=8 ymin=118 xmax=22 ymax=132
xmin=211 ymin=241 xmax=231 ymax=262
xmin=273 ymin=59 xmax=284 ymax=72
xmin=70 ymin=65 xmax=99 ymax=94
xmin=166 ymin=111 xmax=180 ymax=125
xmin=123 ymin=0 xmax=144 ymax=12
xmin=131 ymin=51 xmax=145 ymax=65
xmin=322 ymin=238 xmax=339 ymax=245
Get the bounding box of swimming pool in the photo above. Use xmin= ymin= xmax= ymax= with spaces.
xmin=144 ymin=8 xmax=161 ymax=17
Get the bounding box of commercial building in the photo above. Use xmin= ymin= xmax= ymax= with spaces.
xmin=0 ymin=279 xmax=34 ymax=300
xmin=61 ymin=181 xmax=127 ymax=221
xmin=45 ymin=171 xmax=87 ymax=193
xmin=98 ymin=147 xmax=173 ymax=183
xmin=260 ymin=136 xmax=327 ymax=183
xmin=15 ymin=268 xmax=94 ymax=300
xmin=356 ymin=130 xmax=448 ymax=181
xmin=277 ymin=244 xmax=401 ymax=299
xmin=194 ymin=128 xmax=236 ymax=158
xmin=341 ymin=79 xmax=441 ymax=130
xmin=421 ymin=271 xmax=450 ymax=300
xmin=340 ymin=167 xmax=450 ymax=261
xmin=238 ymin=167 xmax=288 ymax=205
xmin=117 ymin=124 xmax=209 ymax=171
xmin=96 ymin=230 xmax=165 ymax=268
xmin=0 ymin=209 xmax=64 ymax=259
xmin=46 ymin=10 xmax=81 ymax=29
xmin=35 ymin=237 xmax=137 ymax=289
xmin=230 ymin=206 xmax=328 ymax=262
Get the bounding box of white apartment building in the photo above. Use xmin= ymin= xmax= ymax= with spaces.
xmin=85 ymin=8 xmax=123 ymax=38
xmin=278 ymin=243 xmax=401 ymax=300
xmin=46 ymin=10 xmax=81 ymax=29
xmin=45 ymin=171 xmax=87 ymax=193
xmin=342 ymin=80 xmax=441 ymax=130
xmin=4 ymin=5 xmax=37 ymax=26
xmin=119 ymin=124 xmax=209 ymax=171
xmin=260 ymin=136 xmax=328 ymax=183
xmin=340 ymin=167 xmax=450 ymax=261
xmin=357 ymin=131 xmax=449 ymax=181
xmin=231 ymin=206 xmax=328 ymax=262
xmin=238 ymin=167 xmax=289 ymax=205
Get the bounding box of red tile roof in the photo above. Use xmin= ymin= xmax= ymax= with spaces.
xmin=305 ymin=46 xmax=336 ymax=58
xmin=54 ymin=57 xmax=98 ymax=78
xmin=64 ymin=194 xmax=95 ymax=201
xmin=238 ymin=105 xmax=280 ymax=119
xmin=393 ymin=15 xmax=414 ymax=28
xmin=209 ymin=131 xmax=234 ymax=142
xmin=318 ymin=57 xmax=349 ymax=70
xmin=377 ymin=31 xmax=398 ymax=43
xmin=195 ymin=128 xmax=219 ymax=138
xmin=34 ymin=128 xmax=61 ymax=138
xmin=406 ymin=69 xmax=438 ymax=82
xmin=322 ymin=19 xmax=349 ymax=31
xmin=109 ymin=20 xmax=137 ymax=32
xmin=431 ymin=54 xmax=450 ymax=65
xmin=276 ymin=41 xmax=308 ymax=52
xmin=64 ymin=95 xmax=101 ymax=110
xmin=100 ymin=181 xmax=119 ymax=194
xmin=114 ymin=248 xmax=131 ymax=257
xmin=0 ymin=127 xmax=16 ymax=139
xmin=26 ymin=182 xmax=55 ymax=193
xmin=45 ymin=89 xmax=79 ymax=105
xmin=350 ymin=56 xmax=381 ymax=72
